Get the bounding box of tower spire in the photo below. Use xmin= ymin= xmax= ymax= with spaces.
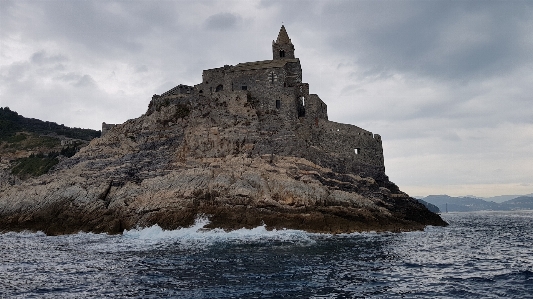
xmin=272 ymin=25 xmax=295 ymax=60
xmin=276 ymin=25 xmax=292 ymax=44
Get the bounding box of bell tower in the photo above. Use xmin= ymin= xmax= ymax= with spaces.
xmin=272 ymin=25 xmax=295 ymax=60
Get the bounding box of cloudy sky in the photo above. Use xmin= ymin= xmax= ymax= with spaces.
xmin=1 ymin=0 xmax=532 ymax=197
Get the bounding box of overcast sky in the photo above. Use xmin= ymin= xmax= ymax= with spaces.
xmin=1 ymin=0 xmax=532 ymax=197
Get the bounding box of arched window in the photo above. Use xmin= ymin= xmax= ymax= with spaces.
xmin=276 ymin=100 xmax=281 ymax=109
xmin=279 ymin=50 xmax=285 ymax=58
xmin=215 ymin=84 xmax=223 ymax=92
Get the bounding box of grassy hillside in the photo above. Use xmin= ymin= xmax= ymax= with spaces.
xmin=0 ymin=107 xmax=101 ymax=179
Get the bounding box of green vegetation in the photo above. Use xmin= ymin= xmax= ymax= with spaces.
xmin=60 ymin=145 xmax=78 ymax=158
xmin=0 ymin=108 xmax=93 ymax=179
xmin=0 ymin=107 xmax=100 ymax=141
xmin=5 ymin=134 xmax=27 ymax=143
xmin=11 ymin=152 xmax=59 ymax=178
xmin=2 ymin=134 xmax=61 ymax=152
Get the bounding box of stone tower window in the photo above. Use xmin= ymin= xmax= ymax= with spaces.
xmin=279 ymin=50 xmax=285 ymax=58
xmin=276 ymin=100 xmax=281 ymax=109
xmin=354 ymin=148 xmax=360 ymax=155
xmin=215 ymin=84 xmax=223 ymax=92
xmin=298 ymin=99 xmax=305 ymax=117
xmin=241 ymin=85 xmax=247 ymax=90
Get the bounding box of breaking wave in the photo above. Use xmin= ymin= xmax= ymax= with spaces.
xmin=121 ymin=215 xmax=316 ymax=247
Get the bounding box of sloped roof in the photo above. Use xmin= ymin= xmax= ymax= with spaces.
xmin=161 ymin=84 xmax=193 ymax=97
xmin=275 ymin=25 xmax=292 ymax=44
xmin=233 ymin=58 xmax=299 ymax=71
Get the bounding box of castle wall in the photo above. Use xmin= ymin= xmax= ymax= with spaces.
xmin=101 ymin=122 xmax=116 ymax=137
xmin=315 ymin=120 xmax=384 ymax=168
xmin=304 ymin=94 xmax=328 ymax=121
xmin=201 ymin=66 xmax=228 ymax=94
xmin=284 ymin=61 xmax=302 ymax=87
xmin=230 ymin=67 xmax=287 ymax=92
xmin=199 ymin=59 xmax=308 ymax=124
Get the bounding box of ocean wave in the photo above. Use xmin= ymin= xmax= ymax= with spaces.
xmin=121 ymin=215 xmax=316 ymax=247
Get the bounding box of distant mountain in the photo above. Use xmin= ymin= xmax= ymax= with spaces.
xmin=422 ymin=195 xmax=500 ymax=212
xmin=481 ymin=194 xmax=533 ymax=203
xmin=501 ymin=196 xmax=533 ymax=210
xmin=421 ymin=194 xmax=533 ymax=212
xmin=416 ymin=198 xmax=441 ymax=213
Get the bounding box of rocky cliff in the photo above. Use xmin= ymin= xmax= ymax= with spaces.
xmin=0 ymin=94 xmax=446 ymax=235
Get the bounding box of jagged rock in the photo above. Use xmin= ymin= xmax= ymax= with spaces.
xmin=0 ymin=26 xmax=447 ymax=234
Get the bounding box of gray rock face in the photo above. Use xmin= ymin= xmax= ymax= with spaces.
xmin=0 ymin=92 xmax=446 ymax=235
xmin=0 ymin=26 xmax=447 ymax=234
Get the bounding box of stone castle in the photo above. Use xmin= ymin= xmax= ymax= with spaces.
xmin=0 ymin=26 xmax=448 ymax=236
xmin=104 ymin=26 xmax=385 ymax=178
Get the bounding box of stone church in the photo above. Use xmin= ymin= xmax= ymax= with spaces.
xmin=106 ymin=26 xmax=385 ymax=178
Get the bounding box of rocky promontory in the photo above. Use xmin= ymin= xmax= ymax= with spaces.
xmin=0 ymin=26 xmax=447 ymax=235
xmin=0 ymin=93 xmax=446 ymax=235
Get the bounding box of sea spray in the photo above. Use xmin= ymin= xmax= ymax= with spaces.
xmin=121 ymin=215 xmax=316 ymax=248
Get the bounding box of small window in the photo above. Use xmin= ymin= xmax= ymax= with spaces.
xmin=301 ymin=96 xmax=305 ymax=106
xmin=276 ymin=100 xmax=281 ymax=109
xmin=354 ymin=148 xmax=360 ymax=155
xmin=199 ymin=90 xmax=203 ymax=94
xmin=241 ymin=85 xmax=247 ymax=90
xmin=280 ymin=50 xmax=285 ymax=58
xmin=216 ymin=84 xmax=223 ymax=92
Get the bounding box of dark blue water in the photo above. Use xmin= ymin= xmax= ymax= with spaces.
xmin=1 ymin=211 xmax=532 ymax=298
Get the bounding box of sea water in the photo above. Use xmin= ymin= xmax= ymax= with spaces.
xmin=1 ymin=211 xmax=532 ymax=298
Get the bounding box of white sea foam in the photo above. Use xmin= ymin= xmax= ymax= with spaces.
xmin=121 ymin=215 xmax=316 ymax=246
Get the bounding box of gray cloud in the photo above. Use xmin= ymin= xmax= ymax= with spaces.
xmin=31 ymin=51 xmax=68 ymax=65
xmin=204 ymin=13 xmax=242 ymax=30
xmin=1 ymin=0 xmax=532 ymax=197
xmin=321 ymin=1 xmax=533 ymax=81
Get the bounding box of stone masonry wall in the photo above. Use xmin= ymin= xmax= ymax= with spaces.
xmin=101 ymin=122 xmax=117 ymax=137
xmin=315 ymin=120 xmax=384 ymax=168
xmin=304 ymin=94 xmax=328 ymax=121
